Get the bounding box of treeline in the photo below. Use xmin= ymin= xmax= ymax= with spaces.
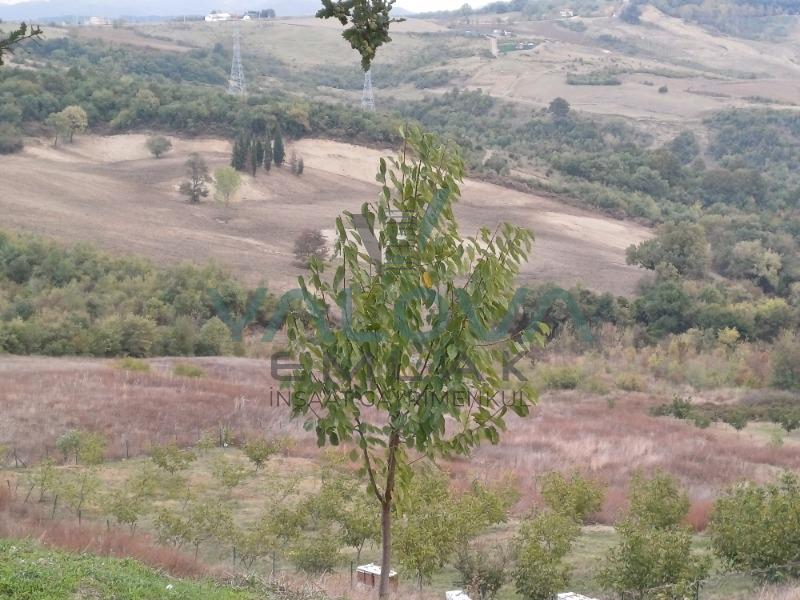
xmin=651 ymin=0 xmax=800 ymax=39
xmin=0 ymin=232 xmax=276 ymax=357
xmin=0 ymin=38 xmax=400 ymax=145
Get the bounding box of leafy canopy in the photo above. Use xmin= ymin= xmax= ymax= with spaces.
xmin=285 ymin=126 xmax=543 ymax=503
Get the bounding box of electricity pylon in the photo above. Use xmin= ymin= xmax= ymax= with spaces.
xmin=361 ymin=69 xmax=375 ymax=111
xmin=228 ymin=27 xmax=246 ymax=96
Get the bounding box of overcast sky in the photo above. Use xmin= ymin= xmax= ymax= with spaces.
xmin=0 ymin=0 xmax=487 ymax=8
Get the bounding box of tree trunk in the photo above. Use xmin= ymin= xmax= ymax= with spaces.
xmin=378 ymin=433 xmax=400 ymax=599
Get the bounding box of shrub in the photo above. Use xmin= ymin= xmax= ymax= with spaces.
xmin=290 ymin=531 xmax=342 ymax=574
xmin=771 ymin=332 xmax=800 ymax=390
xmin=243 ymin=438 xmax=279 ymax=470
xmin=710 ymin=474 xmax=800 ymax=580
xmin=146 ymin=135 xmax=172 ymax=158
xmin=149 ymin=442 xmax=196 ymax=474
xmin=196 ymin=317 xmax=233 ymax=356
xmin=538 ymin=365 xmax=582 ymax=390
xmin=293 ymin=229 xmax=328 ymax=265
xmin=512 ymin=512 xmax=580 ymax=600
xmin=173 ymin=362 xmax=205 ymax=378
xmin=659 ymin=85 xmax=669 ymax=93
xmin=629 ymin=471 xmax=690 ymax=530
xmin=454 ymin=545 xmax=508 ymax=600
xmin=115 ymin=357 xmax=150 ymax=372
xmin=0 ymin=124 xmax=23 ymax=154
xmin=615 ymin=372 xmax=646 ymax=392
xmin=601 ymin=472 xmax=710 ymax=597
xmin=540 ymin=470 xmax=605 ymax=523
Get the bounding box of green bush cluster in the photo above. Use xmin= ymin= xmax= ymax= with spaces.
xmin=0 ymin=232 xmax=274 ymax=357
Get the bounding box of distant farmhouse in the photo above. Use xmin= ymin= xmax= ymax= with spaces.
xmin=205 ymin=11 xmax=233 ymax=21
xmin=87 ymin=16 xmax=111 ymax=26
xmin=205 ymin=9 xmax=276 ymax=21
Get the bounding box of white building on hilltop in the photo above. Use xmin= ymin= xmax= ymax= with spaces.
xmin=205 ymin=11 xmax=232 ymax=22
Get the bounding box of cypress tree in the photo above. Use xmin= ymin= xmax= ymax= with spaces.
xmin=255 ymin=141 xmax=265 ymax=171
xmin=273 ymin=129 xmax=285 ymax=167
xmin=264 ymin=135 xmax=272 ymax=172
xmin=250 ymin=141 xmax=259 ymax=177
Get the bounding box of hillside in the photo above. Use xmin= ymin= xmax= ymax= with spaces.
xmin=0 ymin=134 xmax=650 ymax=294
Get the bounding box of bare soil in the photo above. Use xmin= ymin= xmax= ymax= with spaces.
xmin=1 ymin=134 xmax=651 ymax=294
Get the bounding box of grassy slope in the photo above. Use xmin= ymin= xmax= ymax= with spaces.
xmin=0 ymin=540 xmax=260 ymax=600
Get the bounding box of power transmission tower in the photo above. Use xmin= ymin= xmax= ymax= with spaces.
xmin=228 ymin=27 xmax=246 ymax=96
xmin=361 ymin=69 xmax=375 ymax=111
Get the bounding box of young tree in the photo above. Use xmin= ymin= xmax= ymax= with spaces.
xmin=455 ymin=544 xmax=509 ymax=600
xmin=289 ymin=151 xmax=298 ymax=174
xmin=540 ymin=470 xmax=604 ymax=524
xmin=214 ymin=166 xmax=242 ymax=209
xmin=210 ymin=454 xmax=250 ymax=494
xmin=285 ymin=127 xmax=541 ymax=598
xmin=548 ymin=97 xmax=570 ymax=120
xmin=293 ymin=229 xmax=328 ymax=265
xmin=179 ymin=153 xmax=210 ymax=204
xmin=600 ymin=472 xmax=710 ymax=598
xmin=59 ymin=467 xmax=101 ymax=524
xmin=45 ymin=111 xmax=71 ymax=147
xmin=272 ymin=130 xmax=285 ymax=167
xmin=250 ymin=140 xmax=264 ymax=177
xmin=626 ymin=223 xmax=710 ymax=279
xmin=394 ymin=471 xmax=513 ymax=589
xmin=146 ymin=135 xmax=172 ymax=158
xmin=243 ymin=438 xmax=279 ymax=471
xmin=52 ymin=106 xmax=88 ymax=144
xmin=512 ymin=512 xmax=580 ymax=600
xmin=711 ymin=473 xmax=800 ymax=580
xmin=297 ymin=156 xmax=304 ymax=175
xmin=149 ymin=442 xmax=196 ymax=475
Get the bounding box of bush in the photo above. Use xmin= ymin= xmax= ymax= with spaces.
xmin=0 ymin=125 xmax=23 ymax=154
xmin=173 ymin=362 xmax=205 ymax=378
xmin=540 ymin=470 xmax=604 ymax=523
xmin=512 ymin=512 xmax=579 ymax=600
xmin=454 ymin=545 xmax=507 ymax=600
xmin=710 ymin=474 xmax=800 ymax=580
xmin=615 ymin=372 xmax=646 ymax=392
xmin=290 ymin=532 xmax=341 ymax=574
xmin=771 ymin=332 xmax=800 ymax=390
xmin=149 ymin=442 xmax=196 ymax=474
xmin=115 ymin=357 xmax=150 ymax=372
xmin=538 ymin=365 xmax=582 ymax=390
xmin=600 ymin=472 xmax=710 ymax=597
xmin=146 ymin=135 xmax=172 ymax=158
xmin=196 ymin=317 xmax=233 ymax=356
xmin=293 ymin=229 xmax=328 ymax=265
xmin=628 ymin=471 xmax=691 ymax=530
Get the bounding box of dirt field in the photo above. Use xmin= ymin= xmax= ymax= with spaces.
xmin=0 ymin=134 xmax=650 ymax=294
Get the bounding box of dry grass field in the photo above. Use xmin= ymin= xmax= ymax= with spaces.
xmin=0 ymin=134 xmax=650 ymax=294
xmin=3 ymin=354 xmax=798 ymax=528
